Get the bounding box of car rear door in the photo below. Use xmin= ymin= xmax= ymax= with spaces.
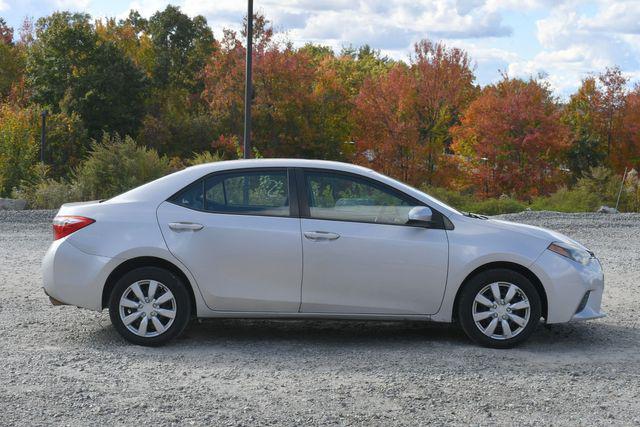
xmin=156 ymin=168 xmax=302 ymax=312
xmin=298 ymin=169 xmax=449 ymax=315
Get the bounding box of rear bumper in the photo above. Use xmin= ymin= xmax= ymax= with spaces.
xmin=42 ymin=238 xmax=113 ymax=311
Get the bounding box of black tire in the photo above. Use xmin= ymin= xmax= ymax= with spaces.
xmin=458 ymin=269 xmax=541 ymax=349
xmin=108 ymin=266 xmax=191 ymax=346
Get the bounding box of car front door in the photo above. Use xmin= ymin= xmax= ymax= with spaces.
xmin=298 ymin=169 xmax=449 ymax=315
xmin=157 ymin=168 xmax=302 ymax=312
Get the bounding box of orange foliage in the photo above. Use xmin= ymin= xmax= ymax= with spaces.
xmin=352 ymin=40 xmax=477 ymax=187
xmin=452 ymin=77 xmax=569 ymax=199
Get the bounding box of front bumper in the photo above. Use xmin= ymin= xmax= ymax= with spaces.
xmin=42 ymin=238 xmax=113 ymax=311
xmin=530 ymin=251 xmax=606 ymax=324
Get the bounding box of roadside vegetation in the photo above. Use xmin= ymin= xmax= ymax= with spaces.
xmin=0 ymin=9 xmax=639 ymax=212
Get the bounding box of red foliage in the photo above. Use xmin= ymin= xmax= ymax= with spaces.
xmin=352 ymin=40 xmax=477 ymax=187
xmin=201 ymin=15 xmax=345 ymax=159
xmin=0 ymin=18 xmax=12 ymax=45
xmin=619 ymin=87 xmax=640 ymax=168
xmin=452 ymin=77 xmax=569 ymax=199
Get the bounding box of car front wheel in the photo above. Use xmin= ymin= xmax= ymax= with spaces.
xmin=458 ymin=269 xmax=541 ymax=348
xmin=108 ymin=267 xmax=191 ymax=346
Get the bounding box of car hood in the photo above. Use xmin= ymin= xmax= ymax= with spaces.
xmin=484 ymin=218 xmax=589 ymax=250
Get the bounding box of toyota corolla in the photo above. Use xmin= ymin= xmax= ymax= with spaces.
xmin=42 ymin=159 xmax=605 ymax=348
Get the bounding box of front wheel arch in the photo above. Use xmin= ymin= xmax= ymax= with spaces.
xmin=452 ymin=261 xmax=548 ymax=322
xmin=102 ymin=256 xmax=197 ymax=316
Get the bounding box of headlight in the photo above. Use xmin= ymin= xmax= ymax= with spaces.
xmin=548 ymin=242 xmax=593 ymax=266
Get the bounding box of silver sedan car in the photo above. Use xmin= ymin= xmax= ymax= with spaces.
xmin=42 ymin=159 xmax=605 ymax=348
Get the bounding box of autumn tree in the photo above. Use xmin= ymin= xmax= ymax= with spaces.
xmin=353 ymin=39 xmax=476 ymax=186
xmin=0 ymin=19 xmax=25 ymax=99
xmin=353 ymin=64 xmax=421 ymax=183
xmin=562 ymin=78 xmax=605 ymax=181
xmin=452 ymin=77 xmax=569 ymax=199
xmin=0 ymin=17 xmax=12 ymax=44
xmin=202 ymin=14 xmax=351 ymax=159
xmin=95 ymin=17 xmax=155 ymax=77
xmin=412 ymin=40 xmax=477 ymax=184
xmin=98 ymin=7 xmax=218 ymax=156
xmin=598 ymin=67 xmax=627 ymax=166
xmin=619 ymin=85 xmax=640 ymax=169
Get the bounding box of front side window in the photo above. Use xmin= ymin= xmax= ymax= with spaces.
xmin=305 ymin=171 xmax=419 ymax=224
xmin=170 ymin=170 xmax=290 ymax=217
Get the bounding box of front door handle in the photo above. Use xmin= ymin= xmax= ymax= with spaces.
xmin=168 ymin=222 xmax=204 ymax=231
xmin=304 ymin=231 xmax=340 ymax=241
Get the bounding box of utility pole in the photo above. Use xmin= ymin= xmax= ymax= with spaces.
xmin=243 ymin=0 xmax=254 ymax=160
xmin=40 ymin=110 xmax=47 ymax=163
xmin=615 ymin=167 xmax=628 ymax=211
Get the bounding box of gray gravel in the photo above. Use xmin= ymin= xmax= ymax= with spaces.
xmin=1 ymin=210 xmax=639 ymax=426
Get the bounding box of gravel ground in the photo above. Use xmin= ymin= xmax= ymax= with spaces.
xmin=1 ymin=210 xmax=639 ymax=426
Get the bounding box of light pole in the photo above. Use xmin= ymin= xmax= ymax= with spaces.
xmin=243 ymin=0 xmax=253 ymax=159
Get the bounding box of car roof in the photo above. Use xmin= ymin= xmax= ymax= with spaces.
xmin=185 ymin=158 xmax=375 ymax=174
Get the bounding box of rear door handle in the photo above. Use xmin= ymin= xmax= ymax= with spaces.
xmin=304 ymin=231 xmax=340 ymax=241
xmin=168 ymin=222 xmax=204 ymax=231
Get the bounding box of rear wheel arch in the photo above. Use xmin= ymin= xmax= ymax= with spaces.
xmin=452 ymin=261 xmax=548 ymax=322
xmin=102 ymin=256 xmax=197 ymax=315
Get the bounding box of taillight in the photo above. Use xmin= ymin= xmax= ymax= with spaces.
xmin=52 ymin=216 xmax=95 ymax=240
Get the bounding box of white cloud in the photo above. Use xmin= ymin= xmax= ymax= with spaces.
xmin=107 ymin=0 xmax=640 ymax=95
xmin=503 ymin=1 xmax=640 ymax=95
xmin=118 ymin=0 xmax=174 ymax=19
xmin=182 ymin=0 xmax=514 ymax=44
xmin=0 ymin=0 xmax=8 ymax=12
xmin=52 ymin=0 xmax=91 ymax=9
xmin=584 ymin=0 xmax=640 ymax=34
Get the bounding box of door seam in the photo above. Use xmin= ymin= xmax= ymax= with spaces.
xmin=297 ymin=217 xmax=304 ymax=313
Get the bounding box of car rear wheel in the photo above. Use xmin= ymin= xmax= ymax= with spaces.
xmin=108 ymin=267 xmax=191 ymax=346
xmin=458 ymin=269 xmax=541 ymax=348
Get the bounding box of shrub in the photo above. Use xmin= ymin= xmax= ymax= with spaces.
xmin=471 ymin=198 xmax=527 ymax=215
xmin=530 ymin=167 xmax=639 ymax=213
xmin=16 ymin=133 xmax=172 ymax=208
xmin=529 ymin=186 xmax=601 ymax=212
xmin=44 ymin=110 xmax=89 ymax=178
xmin=28 ymin=179 xmax=80 ymax=209
xmin=188 ymin=151 xmax=223 ymax=166
xmin=73 ymin=133 xmax=172 ymax=200
xmin=421 ymin=185 xmax=476 ymax=211
xmin=421 ymin=186 xmax=526 ymax=214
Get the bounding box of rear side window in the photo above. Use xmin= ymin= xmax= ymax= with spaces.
xmin=170 ymin=180 xmax=204 ymax=210
xmin=170 ymin=170 xmax=290 ymax=217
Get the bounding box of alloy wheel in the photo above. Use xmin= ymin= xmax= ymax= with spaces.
xmin=472 ymin=281 xmax=531 ymax=340
xmin=118 ymin=280 xmax=177 ymax=337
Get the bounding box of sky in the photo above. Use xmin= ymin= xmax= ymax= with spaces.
xmin=2 ymin=0 xmax=640 ymax=97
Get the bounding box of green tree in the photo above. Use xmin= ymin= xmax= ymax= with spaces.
xmin=147 ymin=5 xmax=214 ymax=93
xmin=562 ymin=78 xmax=605 ymax=181
xmin=26 ymin=12 xmax=147 ymax=138
xmin=0 ymin=104 xmax=38 ymax=196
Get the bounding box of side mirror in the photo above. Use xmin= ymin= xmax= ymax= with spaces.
xmin=407 ymin=206 xmax=433 ymax=226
